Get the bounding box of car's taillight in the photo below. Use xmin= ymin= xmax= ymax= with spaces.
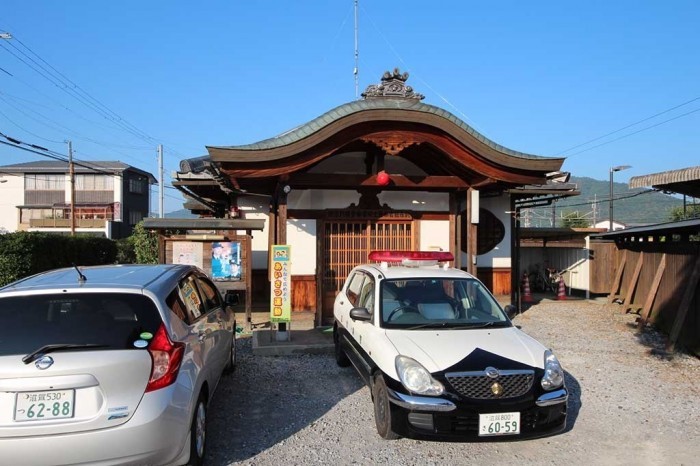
xmin=145 ymin=323 xmax=185 ymax=392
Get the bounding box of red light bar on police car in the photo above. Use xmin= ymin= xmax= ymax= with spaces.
xmin=368 ymin=250 xmax=454 ymax=263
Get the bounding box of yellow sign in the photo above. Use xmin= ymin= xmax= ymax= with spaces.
xmin=270 ymin=245 xmax=291 ymax=323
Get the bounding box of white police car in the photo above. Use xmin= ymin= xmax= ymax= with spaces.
xmin=333 ymin=251 xmax=567 ymax=440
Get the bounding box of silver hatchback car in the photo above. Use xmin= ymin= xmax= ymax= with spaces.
xmin=0 ymin=264 xmax=237 ymax=466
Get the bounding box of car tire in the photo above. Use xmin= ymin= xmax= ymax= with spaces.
xmin=187 ymin=395 xmax=207 ymax=466
xmin=223 ymin=329 xmax=236 ymax=374
xmin=372 ymin=375 xmax=400 ymax=440
xmin=334 ymin=325 xmax=350 ymax=367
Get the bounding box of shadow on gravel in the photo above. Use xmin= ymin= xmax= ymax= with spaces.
xmin=562 ymin=370 xmax=582 ymax=433
xmin=205 ymin=337 xmax=364 ymax=464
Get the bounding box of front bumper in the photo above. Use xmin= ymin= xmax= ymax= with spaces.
xmin=386 ymin=387 xmax=568 ymax=440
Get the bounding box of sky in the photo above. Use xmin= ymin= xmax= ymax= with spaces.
xmin=1 ymin=1 xmax=699 ymax=213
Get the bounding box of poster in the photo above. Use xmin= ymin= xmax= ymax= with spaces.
xmin=211 ymin=241 xmax=241 ymax=281
xmin=270 ymin=244 xmax=291 ymax=323
xmin=173 ymin=241 xmax=203 ymax=268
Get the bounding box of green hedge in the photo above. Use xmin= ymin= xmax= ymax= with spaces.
xmin=0 ymin=232 xmax=118 ymax=287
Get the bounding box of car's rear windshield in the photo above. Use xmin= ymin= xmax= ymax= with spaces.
xmin=0 ymin=293 xmax=163 ymax=356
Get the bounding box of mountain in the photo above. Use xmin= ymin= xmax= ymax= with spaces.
xmin=165 ymin=209 xmax=198 ymax=219
xmin=552 ymin=176 xmax=682 ymax=226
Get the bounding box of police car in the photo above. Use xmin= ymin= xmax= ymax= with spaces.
xmin=333 ymin=251 xmax=567 ymax=440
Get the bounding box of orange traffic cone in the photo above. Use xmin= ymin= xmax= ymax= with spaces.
xmin=557 ymin=276 xmax=567 ymax=300
xmin=522 ymin=273 xmax=534 ymax=303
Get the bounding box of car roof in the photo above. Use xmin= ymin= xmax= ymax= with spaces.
xmin=0 ymin=264 xmax=195 ymax=295
xmin=356 ymin=263 xmax=475 ymax=280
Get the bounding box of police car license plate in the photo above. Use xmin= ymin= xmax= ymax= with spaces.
xmin=14 ymin=390 xmax=75 ymax=422
xmin=478 ymin=412 xmax=520 ymax=436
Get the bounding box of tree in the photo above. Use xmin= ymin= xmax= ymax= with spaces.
xmin=560 ymin=211 xmax=590 ymax=228
xmin=669 ymin=204 xmax=700 ymax=222
xmin=128 ymin=221 xmax=159 ymax=264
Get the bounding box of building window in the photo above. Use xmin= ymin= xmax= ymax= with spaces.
xmin=129 ymin=211 xmax=144 ymax=226
xmin=76 ymin=174 xmax=114 ymax=191
xmin=129 ymin=178 xmax=146 ymax=194
xmin=25 ymin=174 xmax=65 ymax=190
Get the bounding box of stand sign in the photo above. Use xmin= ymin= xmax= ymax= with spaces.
xmin=270 ymin=245 xmax=291 ymax=323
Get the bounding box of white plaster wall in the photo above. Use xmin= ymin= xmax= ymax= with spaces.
xmin=287 ymin=219 xmax=316 ymax=275
xmin=468 ymin=194 xmax=512 ymax=269
xmin=378 ymin=192 xmax=449 ymax=211
xmin=288 ymin=189 xmax=360 ymax=209
xmin=0 ymin=175 xmax=24 ymax=233
xmin=419 ymin=220 xmax=450 ymax=252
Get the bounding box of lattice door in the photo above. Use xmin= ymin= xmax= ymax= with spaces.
xmin=322 ymin=220 xmax=413 ymax=319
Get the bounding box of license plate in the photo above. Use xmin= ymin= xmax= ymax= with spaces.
xmin=478 ymin=412 xmax=520 ymax=436
xmin=14 ymin=390 xmax=75 ymax=422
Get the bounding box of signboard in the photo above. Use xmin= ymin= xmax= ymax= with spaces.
xmin=173 ymin=241 xmax=203 ymax=268
xmin=270 ymin=245 xmax=291 ymax=323
xmin=211 ymin=241 xmax=241 ymax=281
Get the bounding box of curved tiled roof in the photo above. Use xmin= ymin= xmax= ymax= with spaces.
xmin=209 ymin=98 xmax=547 ymax=161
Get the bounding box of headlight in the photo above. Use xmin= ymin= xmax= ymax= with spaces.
xmin=541 ymin=350 xmax=565 ymax=390
xmin=395 ymin=356 xmax=444 ymax=396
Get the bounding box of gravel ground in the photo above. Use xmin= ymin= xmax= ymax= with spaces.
xmin=205 ymin=299 xmax=700 ymax=466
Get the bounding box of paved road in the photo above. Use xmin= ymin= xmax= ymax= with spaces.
xmin=205 ymin=300 xmax=700 ymax=465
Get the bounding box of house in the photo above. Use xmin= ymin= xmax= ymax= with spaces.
xmin=0 ymin=161 xmax=156 ymax=239
xmin=594 ymin=219 xmax=626 ymax=231
xmin=172 ymin=69 xmax=578 ymax=324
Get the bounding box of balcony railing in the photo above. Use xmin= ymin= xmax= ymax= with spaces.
xmin=29 ymin=218 xmax=107 ymax=228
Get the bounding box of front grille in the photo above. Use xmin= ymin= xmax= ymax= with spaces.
xmin=445 ymin=369 xmax=534 ymax=399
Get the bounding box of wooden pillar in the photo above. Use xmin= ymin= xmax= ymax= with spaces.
xmin=277 ymin=194 xmax=288 ymax=245
xmin=466 ymin=187 xmax=478 ymax=276
xmin=449 ymin=192 xmax=458 ymax=269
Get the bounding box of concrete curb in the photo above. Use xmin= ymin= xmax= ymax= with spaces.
xmin=251 ymin=329 xmax=334 ymax=356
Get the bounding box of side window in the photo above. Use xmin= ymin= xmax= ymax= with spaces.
xmin=166 ymin=289 xmax=189 ymax=324
xmin=179 ymin=275 xmax=205 ymax=322
xmin=196 ymin=277 xmax=223 ymax=313
xmin=346 ymin=272 xmax=366 ymax=307
xmin=359 ymin=277 xmax=375 ymax=315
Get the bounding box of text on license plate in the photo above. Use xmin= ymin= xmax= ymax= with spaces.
xmin=478 ymin=412 xmax=520 ymax=436
xmin=14 ymin=390 xmax=75 ymax=422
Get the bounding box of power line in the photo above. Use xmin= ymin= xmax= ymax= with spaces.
xmin=557 ymin=96 xmax=700 ymax=155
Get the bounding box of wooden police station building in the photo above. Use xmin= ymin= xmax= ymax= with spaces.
xmin=173 ymin=69 xmax=575 ymax=325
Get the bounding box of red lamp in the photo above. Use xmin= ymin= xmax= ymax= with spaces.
xmin=376 ymin=170 xmax=390 ymax=186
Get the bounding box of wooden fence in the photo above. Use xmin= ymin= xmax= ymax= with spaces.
xmin=591 ymin=240 xmax=700 ymax=353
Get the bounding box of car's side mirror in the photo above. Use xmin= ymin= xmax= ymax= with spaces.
xmin=225 ymin=292 xmax=240 ymax=306
xmin=504 ymin=304 xmax=518 ymax=319
xmin=349 ymin=307 xmax=372 ymax=322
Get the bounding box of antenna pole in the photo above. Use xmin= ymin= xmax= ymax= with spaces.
xmin=68 ymin=140 xmax=75 ymax=236
xmin=354 ymin=0 xmax=359 ymax=98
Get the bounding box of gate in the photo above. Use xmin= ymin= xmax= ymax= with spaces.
xmin=321 ymin=213 xmax=413 ymax=322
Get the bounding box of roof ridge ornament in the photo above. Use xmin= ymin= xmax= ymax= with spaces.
xmin=361 ymin=68 xmax=425 ymax=100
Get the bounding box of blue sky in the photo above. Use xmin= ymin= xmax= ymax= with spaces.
xmin=1 ymin=1 xmax=699 ymax=213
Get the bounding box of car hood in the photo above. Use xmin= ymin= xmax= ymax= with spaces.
xmin=385 ymin=327 xmax=547 ymax=373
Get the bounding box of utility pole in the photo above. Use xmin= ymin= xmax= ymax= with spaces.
xmin=68 ymin=140 xmax=75 ymax=236
xmin=158 ymin=144 xmax=164 ymax=218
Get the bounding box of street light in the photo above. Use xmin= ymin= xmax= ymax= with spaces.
xmin=609 ymin=165 xmax=631 ymax=231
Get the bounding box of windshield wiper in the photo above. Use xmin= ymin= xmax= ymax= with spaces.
xmin=405 ymin=321 xmax=510 ymax=331
xmin=22 ymin=343 xmax=108 ymax=364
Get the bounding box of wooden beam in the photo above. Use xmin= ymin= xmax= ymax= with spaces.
xmin=288 ymin=173 xmax=469 ymax=190
xmin=667 ymin=254 xmax=700 ymax=352
xmin=622 ymin=252 xmax=644 ymax=313
xmin=608 ymin=249 xmax=627 ymax=304
xmin=637 ymin=253 xmax=666 ymax=329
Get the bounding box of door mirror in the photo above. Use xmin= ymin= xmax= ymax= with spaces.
xmin=225 ymin=292 xmax=240 ymax=306
xmin=349 ymin=307 xmax=372 ymax=322
xmin=504 ymin=304 xmax=518 ymax=319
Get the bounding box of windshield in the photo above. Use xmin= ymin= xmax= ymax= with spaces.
xmin=380 ymin=278 xmax=511 ymax=329
xmin=0 ymin=293 xmax=163 ymax=356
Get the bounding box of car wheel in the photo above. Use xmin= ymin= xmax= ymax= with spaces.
xmin=334 ymin=325 xmax=350 ymax=367
xmin=224 ymin=330 xmax=236 ymax=374
xmin=372 ymin=375 xmax=400 ymax=440
xmin=187 ymin=395 xmax=207 ymax=466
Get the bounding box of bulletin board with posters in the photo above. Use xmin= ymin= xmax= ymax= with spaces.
xmin=210 ymin=241 xmax=242 ymax=281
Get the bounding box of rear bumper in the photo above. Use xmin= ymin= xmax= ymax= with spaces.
xmin=0 ymin=386 xmax=192 ymax=466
